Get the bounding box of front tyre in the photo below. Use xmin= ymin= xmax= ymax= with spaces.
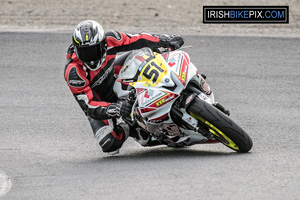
xmin=186 ymin=97 xmax=253 ymax=153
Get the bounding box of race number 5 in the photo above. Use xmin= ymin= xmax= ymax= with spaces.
xmin=143 ymin=61 xmax=164 ymax=83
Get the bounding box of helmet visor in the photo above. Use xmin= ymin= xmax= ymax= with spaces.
xmin=75 ymin=41 xmax=105 ymax=63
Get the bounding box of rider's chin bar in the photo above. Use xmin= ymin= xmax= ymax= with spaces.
xmin=203 ymin=6 xmax=289 ymax=23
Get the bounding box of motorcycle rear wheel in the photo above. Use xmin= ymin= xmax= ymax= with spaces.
xmin=186 ymin=97 xmax=253 ymax=153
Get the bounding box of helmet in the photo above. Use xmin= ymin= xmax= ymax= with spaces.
xmin=72 ymin=20 xmax=106 ymax=71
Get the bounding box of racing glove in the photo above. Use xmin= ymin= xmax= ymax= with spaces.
xmin=106 ymin=101 xmax=132 ymax=118
xmin=159 ymin=34 xmax=184 ymax=50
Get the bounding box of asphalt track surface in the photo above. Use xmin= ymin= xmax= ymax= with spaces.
xmin=0 ymin=32 xmax=299 ymax=200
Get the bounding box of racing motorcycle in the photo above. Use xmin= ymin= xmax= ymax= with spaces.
xmin=113 ymin=47 xmax=253 ymax=152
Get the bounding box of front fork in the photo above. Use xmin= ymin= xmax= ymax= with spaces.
xmin=170 ymin=105 xmax=215 ymax=142
xmin=170 ymin=83 xmax=230 ymax=135
xmin=185 ymin=84 xmax=230 ymax=116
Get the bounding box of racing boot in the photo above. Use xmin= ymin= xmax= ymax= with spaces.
xmin=108 ymin=122 xmax=130 ymax=155
xmin=96 ymin=121 xmax=130 ymax=155
xmin=131 ymin=128 xmax=162 ymax=147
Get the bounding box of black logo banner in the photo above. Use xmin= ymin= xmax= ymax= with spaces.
xmin=203 ymin=6 xmax=289 ymax=23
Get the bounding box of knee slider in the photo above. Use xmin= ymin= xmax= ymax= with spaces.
xmin=99 ymin=134 xmax=124 ymax=153
xmin=95 ymin=125 xmax=125 ymax=153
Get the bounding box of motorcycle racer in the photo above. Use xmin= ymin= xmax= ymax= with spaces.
xmin=64 ymin=20 xmax=184 ymax=155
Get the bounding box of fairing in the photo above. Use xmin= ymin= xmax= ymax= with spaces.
xmin=113 ymin=48 xmax=216 ymax=145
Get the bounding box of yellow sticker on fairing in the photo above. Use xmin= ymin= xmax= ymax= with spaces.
xmin=156 ymin=98 xmax=166 ymax=107
xmin=138 ymin=55 xmax=168 ymax=87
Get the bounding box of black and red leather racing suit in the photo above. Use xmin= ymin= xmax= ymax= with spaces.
xmin=64 ymin=31 xmax=164 ymax=153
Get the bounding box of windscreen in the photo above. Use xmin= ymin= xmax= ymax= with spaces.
xmin=119 ymin=47 xmax=154 ymax=79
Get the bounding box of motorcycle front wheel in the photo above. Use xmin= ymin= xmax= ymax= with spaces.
xmin=186 ymin=97 xmax=253 ymax=153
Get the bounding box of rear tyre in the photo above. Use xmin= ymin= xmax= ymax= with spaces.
xmin=186 ymin=97 xmax=253 ymax=153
